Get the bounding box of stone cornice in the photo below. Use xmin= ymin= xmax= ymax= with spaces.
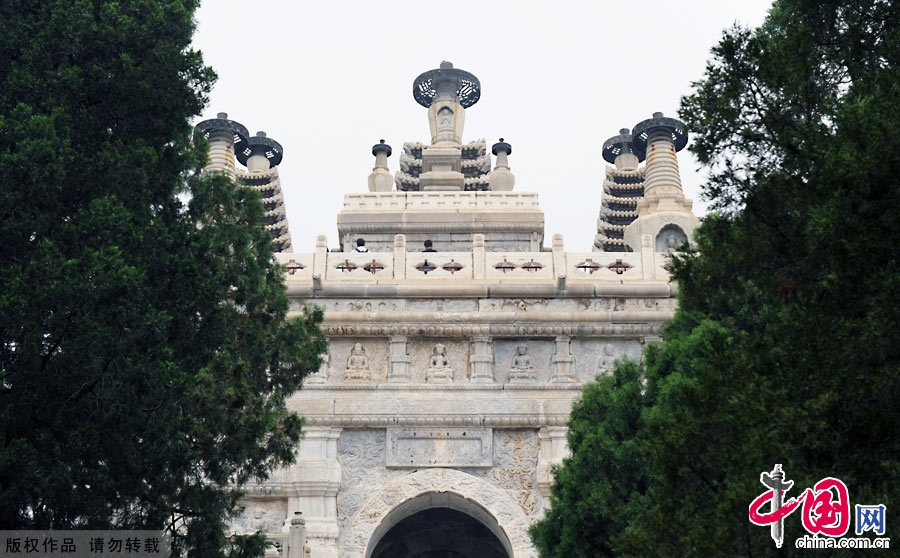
xmin=286 ymin=282 xmax=676 ymax=299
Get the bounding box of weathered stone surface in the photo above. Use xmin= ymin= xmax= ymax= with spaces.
xmin=386 ymin=428 xmax=492 ymax=468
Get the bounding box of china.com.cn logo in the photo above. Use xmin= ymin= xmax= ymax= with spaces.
xmin=749 ymin=464 xmax=889 ymax=549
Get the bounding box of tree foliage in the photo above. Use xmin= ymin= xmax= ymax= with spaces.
xmin=531 ymin=0 xmax=900 ymax=555
xmin=0 ymin=1 xmax=326 ymax=555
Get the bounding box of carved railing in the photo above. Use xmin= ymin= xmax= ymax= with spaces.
xmin=276 ymin=234 xmax=675 ymax=286
xmin=342 ymin=191 xmax=541 ymax=211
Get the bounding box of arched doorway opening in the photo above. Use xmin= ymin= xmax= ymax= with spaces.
xmin=367 ymin=492 xmax=513 ymax=558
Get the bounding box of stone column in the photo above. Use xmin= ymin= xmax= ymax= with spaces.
xmin=288 ymin=512 xmax=306 ymax=558
xmin=469 ymin=336 xmax=495 ymax=384
xmin=282 ymin=426 xmax=341 ymax=557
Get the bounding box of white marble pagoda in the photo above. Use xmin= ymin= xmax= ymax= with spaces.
xmin=198 ymin=62 xmax=699 ymax=558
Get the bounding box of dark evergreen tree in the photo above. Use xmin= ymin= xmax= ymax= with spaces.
xmin=531 ymin=0 xmax=900 ymax=555
xmin=0 ymin=2 xmax=326 ymax=555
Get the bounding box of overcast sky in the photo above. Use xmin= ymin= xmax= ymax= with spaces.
xmin=192 ymin=0 xmax=773 ymax=252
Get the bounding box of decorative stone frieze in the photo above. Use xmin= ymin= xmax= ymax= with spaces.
xmin=319 ymin=321 xmax=667 ymax=339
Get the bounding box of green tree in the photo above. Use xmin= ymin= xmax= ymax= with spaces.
xmin=528 ymin=360 xmax=649 ymax=558
xmin=0 ymin=1 xmax=326 ymax=555
xmin=531 ymin=0 xmax=900 ymax=555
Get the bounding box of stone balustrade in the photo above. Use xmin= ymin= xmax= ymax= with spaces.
xmin=341 ymin=191 xmax=541 ymax=211
xmin=276 ymin=233 xmax=674 ymax=288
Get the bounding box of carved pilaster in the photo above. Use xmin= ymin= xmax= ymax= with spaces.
xmin=393 ymin=234 xmax=406 ymax=280
xmin=388 ymin=336 xmax=410 ymax=383
xmin=313 ymin=235 xmax=328 ymax=282
xmin=283 ymin=426 xmax=342 ymax=558
xmin=473 ymin=234 xmax=486 ymax=279
xmin=537 ymin=426 xmax=570 ymax=500
xmin=469 ymin=335 xmax=494 ymax=384
xmin=549 ymin=336 xmax=578 ymax=385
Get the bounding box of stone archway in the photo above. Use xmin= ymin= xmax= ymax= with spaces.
xmin=341 ymin=468 xmax=536 ymax=558
xmin=368 ymin=494 xmax=511 ymax=558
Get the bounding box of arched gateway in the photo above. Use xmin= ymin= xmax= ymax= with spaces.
xmin=342 ymin=469 xmax=533 ymax=558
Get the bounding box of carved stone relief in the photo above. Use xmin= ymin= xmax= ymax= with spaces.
xmin=508 ymin=343 xmax=536 ymax=383
xmin=657 ymin=224 xmax=688 ymax=253
xmin=410 ymin=340 xmax=468 ymax=383
xmin=491 ymin=430 xmax=541 ymax=517
xmin=337 ymin=430 xmax=386 ymax=468
xmin=406 ymin=298 xmax=477 ymax=312
xmin=342 ymin=300 xmax=400 ymax=312
xmin=345 ymin=343 xmax=371 ymax=381
xmin=426 ymin=343 xmax=453 ymax=383
xmin=598 ymin=343 xmax=617 ymax=373
xmin=330 ymin=341 xmax=388 ymax=383
xmin=565 ymin=339 xmax=645 ymax=383
xmin=231 ymin=500 xmax=288 ymax=536
xmin=493 ymin=340 xmax=551 ymax=384
xmin=337 ymin=430 xmax=400 ymax=537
